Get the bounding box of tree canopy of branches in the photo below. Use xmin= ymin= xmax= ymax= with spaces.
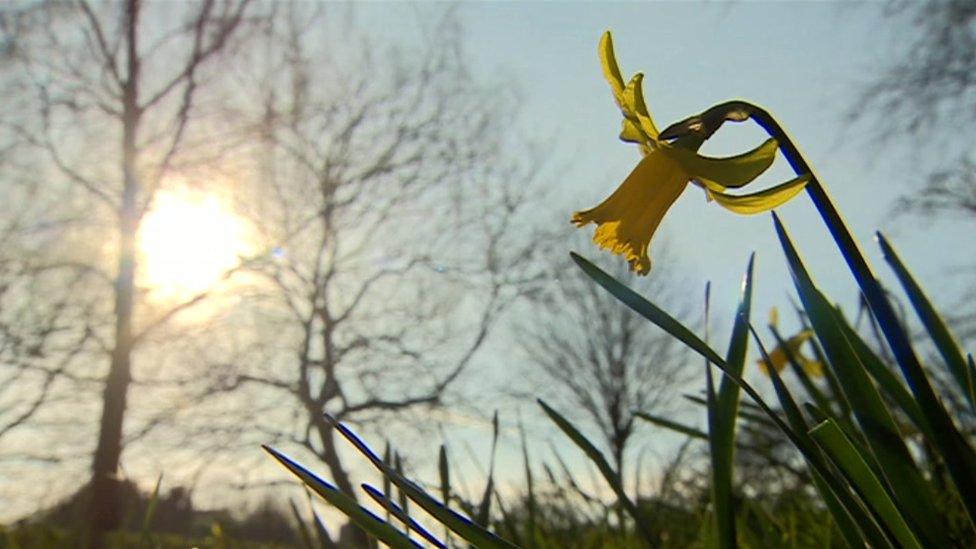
xmin=0 ymin=1 xmax=262 ymax=544
xmin=857 ymin=0 xmax=976 ymax=217
xmin=133 ymin=7 xmax=549 ymax=543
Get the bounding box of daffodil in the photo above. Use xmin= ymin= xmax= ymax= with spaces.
xmin=758 ymin=307 xmax=824 ymax=377
xmin=573 ymin=32 xmax=810 ymax=274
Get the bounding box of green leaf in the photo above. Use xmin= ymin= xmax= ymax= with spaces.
xmin=477 ymin=411 xmax=500 ymax=528
xmin=832 ymin=310 xmax=932 ymax=440
xmin=518 ymin=417 xmax=538 ymax=544
xmin=878 ymin=232 xmax=975 ymax=411
xmin=362 ymin=484 xmax=446 ymax=548
xmin=325 ymin=417 xmax=518 ymax=549
xmin=438 ymin=445 xmax=450 ymax=507
xmin=571 ymin=252 xmax=724 ymax=366
xmin=305 ymin=488 xmax=337 ymax=549
xmin=537 ymin=399 xmax=656 ymax=545
xmin=809 ymin=420 xmax=923 ymax=549
xmin=634 ymin=411 xmax=707 ymax=440
xmin=969 ymin=355 xmax=976 ymax=416
xmin=139 ymin=474 xmax=163 ymax=549
xmin=772 ymin=213 xmax=948 ymax=546
xmin=710 ymin=254 xmax=755 ymax=549
xmin=755 ymin=326 xmax=890 ymax=549
xmin=263 ymin=446 xmax=420 ymax=549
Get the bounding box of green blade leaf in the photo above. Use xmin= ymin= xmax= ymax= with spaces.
xmin=809 ymin=420 xmax=923 ymax=549
xmin=362 ymin=484 xmax=446 ymax=549
xmin=710 ymin=254 xmax=756 ymax=549
xmin=537 ymin=399 xmax=655 ymax=544
xmin=634 ymin=411 xmax=707 ymax=440
xmin=571 ymin=252 xmax=724 ymax=366
xmin=305 ymin=488 xmax=337 ymax=549
xmin=772 ymin=213 xmax=948 ymax=545
xmin=288 ymin=498 xmax=316 ymax=549
xmin=878 ymin=232 xmax=975 ymax=411
xmin=324 ymin=416 xmax=518 ymax=549
xmin=263 ymin=446 xmax=420 ymax=549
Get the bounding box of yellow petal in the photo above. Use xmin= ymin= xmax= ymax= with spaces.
xmin=599 ymin=32 xmax=661 ymax=146
xmin=758 ymin=347 xmax=789 ymax=375
xmin=667 ymin=138 xmax=779 ymax=189
xmin=759 ymin=328 xmax=815 ymax=376
xmin=599 ymin=31 xmax=627 ymax=109
xmin=708 ymin=174 xmax=810 ymax=215
xmin=572 ymin=151 xmax=689 ymax=275
xmin=802 ymin=359 xmax=825 ymax=378
xmin=620 ymin=118 xmax=645 ymax=144
xmin=786 ymin=329 xmax=815 ymax=350
xmin=769 ymin=307 xmax=779 ymax=328
xmin=630 ymin=74 xmax=660 ymax=141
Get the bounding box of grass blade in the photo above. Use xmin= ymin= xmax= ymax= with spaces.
xmin=305 ymin=488 xmax=337 ymax=549
xmin=709 ymin=255 xmax=755 ymax=549
xmin=138 ymin=474 xmax=163 ymax=549
xmin=571 ymin=252 xmax=724 ymax=365
xmin=288 ymin=498 xmax=315 ymax=549
xmin=772 ymin=212 xmax=949 ymax=546
xmin=537 ymin=399 xmax=656 ymax=545
xmin=809 ymin=420 xmax=922 ymax=549
xmin=362 ymin=484 xmax=447 ymax=548
xmin=634 ymin=411 xmax=707 ymax=440
xmin=324 ymin=415 xmax=518 ymax=549
xmin=878 ymin=232 xmax=975 ymax=411
xmin=263 ymin=446 xmax=420 ymax=549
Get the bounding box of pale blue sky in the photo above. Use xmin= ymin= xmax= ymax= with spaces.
xmin=340 ymin=0 xmax=976 ymax=502
xmin=11 ymin=0 xmax=975 ymax=523
xmin=450 ymin=1 xmax=972 ymax=325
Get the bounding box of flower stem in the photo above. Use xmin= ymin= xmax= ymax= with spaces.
xmin=728 ymin=100 xmax=976 ymax=526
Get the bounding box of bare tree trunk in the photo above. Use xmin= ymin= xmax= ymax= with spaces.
xmin=89 ymin=1 xmax=140 ymax=546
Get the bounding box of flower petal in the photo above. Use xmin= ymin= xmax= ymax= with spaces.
xmin=620 ymin=118 xmax=645 ymax=144
xmin=601 ymin=33 xmax=660 ymax=145
xmin=572 ymin=151 xmax=689 ymax=275
xmin=803 ymin=359 xmax=825 ymax=378
xmin=708 ymin=174 xmax=810 ymax=215
xmin=630 ymin=74 xmax=660 ymax=141
xmin=599 ymin=31 xmax=626 ymax=106
xmin=668 ymin=138 xmax=779 ymax=189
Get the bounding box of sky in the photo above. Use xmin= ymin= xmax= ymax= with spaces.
xmin=7 ymin=0 xmax=976 ymax=526
xmin=329 ymin=0 xmax=976 ymax=512
xmin=449 ymin=1 xmax=973 ymax=324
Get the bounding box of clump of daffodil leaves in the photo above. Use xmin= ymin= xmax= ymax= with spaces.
xmin=573 ymin=31 xmax=810 ymax=275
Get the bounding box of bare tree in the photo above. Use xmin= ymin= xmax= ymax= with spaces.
xmin=140 ymin=7 xmax=551 ymax=542
xmin=855 ymin=0 xmax=976 ymax=218
xmin=854 ymin=1 xmax=976 ymax=335
xmin=518 ymin=245 xmax=690 ymax=477
xmin=0 ymin=1 xmax=262 ymax=544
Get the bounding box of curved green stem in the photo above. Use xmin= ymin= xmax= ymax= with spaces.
xmin=673 ymin=100 xmax=976 ymax=528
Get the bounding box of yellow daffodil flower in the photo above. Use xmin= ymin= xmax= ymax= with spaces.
xmin=758 ymin=307 xmax=824 ymax=377
xmin=572 ymin=31 xmax=810 ymax=274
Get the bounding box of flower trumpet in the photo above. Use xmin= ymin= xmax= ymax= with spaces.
xmin=573 ymin=31 xmax=809 ymax=274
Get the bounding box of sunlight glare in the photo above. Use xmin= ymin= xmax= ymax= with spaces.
xmin=138 ymin=189 xmax=252 ymax=303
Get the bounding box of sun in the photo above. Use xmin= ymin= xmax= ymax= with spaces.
xmin=138 ymin=188 xmax=252 ymax=303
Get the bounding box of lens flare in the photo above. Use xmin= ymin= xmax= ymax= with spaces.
xmin=138 ymin=189 xmax=251 ymax=302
